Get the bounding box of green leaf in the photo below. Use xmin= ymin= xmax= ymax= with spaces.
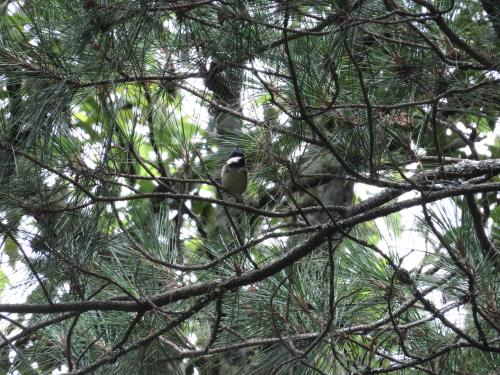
xmin=0 ymin=268 xmax=8 ymax=295
xmin=3 ymin=237 xmax=18 ymax=268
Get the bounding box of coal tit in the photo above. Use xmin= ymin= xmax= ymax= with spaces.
xmin=221 ymin=147 xmax=248 ymax=196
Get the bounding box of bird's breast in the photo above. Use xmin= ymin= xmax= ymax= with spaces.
xmin=221 ymin=166 xmax=248 ymax=195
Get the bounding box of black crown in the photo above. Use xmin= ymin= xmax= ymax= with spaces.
xmin=229 ymin=146 xmax=244 ymax=159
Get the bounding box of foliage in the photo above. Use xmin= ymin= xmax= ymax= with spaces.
xmin=0 ymin=0 xmax=499 ymax=374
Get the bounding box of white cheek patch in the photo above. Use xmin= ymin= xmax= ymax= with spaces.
xmin=226 ymin=156 xmax=242 ymax=165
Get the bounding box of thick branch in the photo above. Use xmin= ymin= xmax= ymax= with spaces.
xmin=1 ymin=180 xmax=498 ymax=315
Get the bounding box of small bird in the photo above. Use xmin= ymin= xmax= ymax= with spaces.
xmin=221 ymin=147 xmax=248 ymax=197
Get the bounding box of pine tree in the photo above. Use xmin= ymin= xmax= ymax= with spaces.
xmin=0 ymin=1 xmax=499 ymax=374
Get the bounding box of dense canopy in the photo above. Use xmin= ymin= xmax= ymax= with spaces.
xmin=0 ymin=1 xmax=499 ymax=374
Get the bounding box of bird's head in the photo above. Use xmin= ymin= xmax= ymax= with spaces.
xmin=226 ymin=147 xmax=246 ymax=167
